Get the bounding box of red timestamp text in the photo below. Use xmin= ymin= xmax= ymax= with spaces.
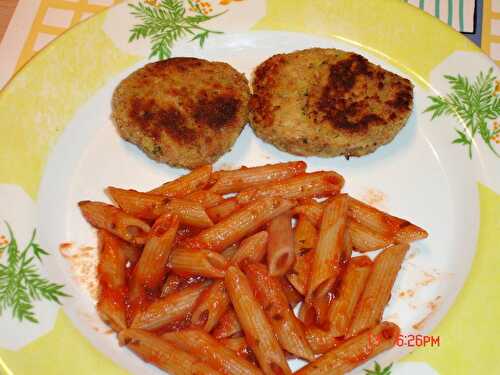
xmin=369 ymin=333 xmax=440 ymax=347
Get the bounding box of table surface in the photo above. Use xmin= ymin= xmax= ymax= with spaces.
xmin=0 ymin=0 xmax=17 ymax=42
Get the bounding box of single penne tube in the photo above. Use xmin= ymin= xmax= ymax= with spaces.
xmin=225 ymin=266 xmax=292 ymax=375
xmin=164 ymin=198 xmax=213 ymax=228
xmin=348 ymin=219 xmax=393 ymax=252
xmin=128 ymin=214 xmax=179 ymax=319
xmin=219 ymin=337 xmax=249 ymax=354
xmin=191 ymin=280 xmax=230 ymax=332
xmin=342 ymin=226 xmax=353 ymax=262
xmin=160 ymin=274 xmax=207 ymax=297
xmin=237 ymin=171 xmax=344 ymax=204
xmin=326 ymin=256 xmax=372 ymax=337
xmin=79 ymin=201 xmax=150 ymax=245
xmin=168 ymin=248 xmax=228 ymax=278
xmin=300 ymin=292 xmax=332 ymax=327
xmin=160 ymin=273 xmax=182 ymax=297
xmin=394 ymin=223 xmax=429 ymax=243
xmin=131 ymin=282 xmax=209 ymax=330
xmin=107 ymin=187 xmax=167 ymax=220
xmin=207 ymin=198 xmax=241 ymax=223
xmin=287 ymin=214 xmax=317 ymax=295
xmin=210 ymin=161 xmax=307 ymax=194
xmin=119 ymin=329 xmax=222 ymax=375
xmin=279 ymin=277 xmax=303 ymax=308
xmin=347 ymin=196 xmax=428 ymax=242
xmin=96 ymin=230 xmax=128 ymax=331
xmin=221 ymin=244 xmax=239 ymax=259
xmin=148 ymin=164 xmax=212 ymax=196
xmin=107 ymin=187 xmax=213 ymax=227
xmin=218 ymin=337 xmax=258 ymax=365
xmin=163 ymin=329 xmax=263 ymax=375
xmin=244 ymin=263 xmax=314 ymax=361
xmin=186 ymin=197 xmax=295 ymax=252
xmin=292 ymin=202 xmax=324 ymax=228
xmin=185 ymin=190 xmax=225 ymax=208
xmin=267 ymin=212 xmax=295 ymax=277
xmin=296 ymin=322 xmax=400 ymax=375
xmin=121 ymin=241 xmax=142 ymax=265
xmin=306 ymin=195 xmax=348 ymax=301
xmin=134 ymin=214 xmax=179 ymax=290
xmin=347 ymin=243 xmax=409 ymax=338
xmin=212 ymin=308 xmax=242 ymax=339
xmin=305 ymin=327 xmax=341 ymax=354
xmin=229 ymin=231 xmax=268 ymax=266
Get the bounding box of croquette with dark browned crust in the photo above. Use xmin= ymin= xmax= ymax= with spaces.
xmin=112 ymin=57 xmax=250 ymax=169
xmin=249 ymin=48 xmax=413 ymax=157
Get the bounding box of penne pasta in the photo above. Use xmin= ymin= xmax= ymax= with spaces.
xmin=119 ymin=329 xmax=222 ymax=375
xmin=307 ymin=195 xmax=348 ymax=301
xmin=348 ymin=196 xmax=428 ymax=243
xmin=121 ymin=241 xmax=142 ymax=265
xmin=279 ymin=277 xmax=303 ymax=308
xmin=135 ymin=214 xmax=179 ymax=290
xmin=160 ymin=273 xmax=183 ymax=297
xmin=296 ymin=322 xmax=400 ymax=375
xmin=79 ymin=161 xmax=429 ymax=374
xmin=347 ymin=243 xmax=409 ymax=338
xmin=212 ymin=308 xmax=242 ymax=339
xmin=219 ymin=337 xmax=250 ymax=355
xmin=207 ymin=198 xmax=241 ymax=223
xmin=292 ymin=202 xmax=324 ymax=228
xmin=326 ymin=256 xmax=372 ymax=337
xmin=266 ymin=212 xmax=295 ymax=277
xmin=395 ymin=223 xmax=429 ymax=243
xmin=237 ymin=171 xmax=344 ymax=204
xmin=287 ymin=215 xmax=317 ymax=295
xmin=305 ymin=327 xmax=341 ymax=354
xmin=229 ymin=231 xmax=268 ymax=266
xmin=148 ymin=164 xmax=212 ymax=196
xmin=107 ymin=187 xmax=213 ymax=227
xmin=164 ymin=198 xmax=213 ymax=228
xmin=244 ymin=263 xmax=314 ymax=361
xmin=191 ymin=280 xmax=230 ymax=332
xmin=160 ymin=274 xmax=207 ymax=297
xmin=128 ymin=214 xmax=179 ymax=320
xmin=163 ymin=329 xmax=263 ymax=375
xmin=186 ymin=198 xmax=295 ymax=252
xmin=300 ymin=292 xmax=332 ymax=327
xmin=210 ymin=161 xmax=307 ymax=194
xmin=225 ymin=266 xmax=292 ymax=375
xmin=186 ymin=190 xmax=225 ymax=208
xmin=79 ymin=201 xmax=150 ymax=245
xmin=131 ymin=282 xmax=209 ymax=330
xmin=342 ymin=226 xmax=353 ymax=262
xmin=107 ymin=187 xmax=166 ymax=220
xmin=219 ymin=337 xmax=258 ymax=365
xmin=221 ymin=244 xmax=239 ymax=259
xmin=169 ymin=248 xmax=228 ymax=278
xmin=96 ymin=230 xmax=128 ymax=331
xmin=348 ymin=219 xmax=392 ymax=252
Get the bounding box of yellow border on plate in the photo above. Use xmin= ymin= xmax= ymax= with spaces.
xmin=252 ymin=0 xmax=478 ymax=87
xmin=404 ymin=183 xmax=500 ymax=374
xmin=0 ymin=12 xmax=140 ymax=199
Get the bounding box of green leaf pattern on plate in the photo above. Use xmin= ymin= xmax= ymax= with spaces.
xmin=425 ymin=68 xmax=500 ymax=158
xmin=129 ymin=0 xmax=226 ymax=60
xmin=364 ymin=362 xmax=393 ymax=375
xmin=0 ymin=222 xmax=69 ymax=324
